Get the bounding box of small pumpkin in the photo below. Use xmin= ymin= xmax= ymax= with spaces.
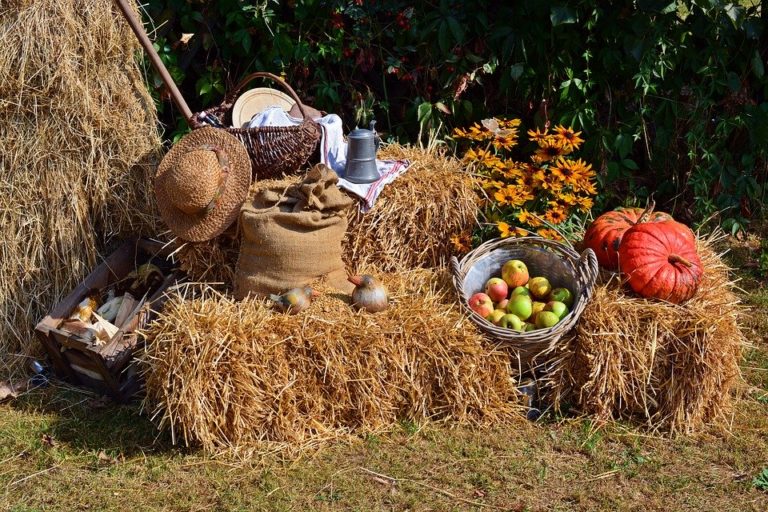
xmin=583 ymin=206 xmax=672 ymax=270
xmin=618 ymin=220 xmax=703 ymax=304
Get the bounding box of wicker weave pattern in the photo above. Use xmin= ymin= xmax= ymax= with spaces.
xmin=190 ymin=72 xmax=321 ymax=179
xmin=451 ymin=237 xmax=598 ymax=367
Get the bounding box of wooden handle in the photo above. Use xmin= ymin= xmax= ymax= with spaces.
xmin=114 ymin=0 xmax=194 ymax=122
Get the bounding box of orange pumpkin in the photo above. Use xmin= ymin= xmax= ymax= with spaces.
xmin=583 ymin=207 xmax=672 ymax=270
xmin=618 ymin=220 xmax=703 ymax=304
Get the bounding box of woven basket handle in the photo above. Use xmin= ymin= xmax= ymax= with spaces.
xmin=576 ymin=248 xmax=599 ymax=298
xmin=225 ymin=72 xmax=310 ymax=120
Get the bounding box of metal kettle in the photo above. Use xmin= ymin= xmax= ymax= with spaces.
xmin=344 ymin=121 xmax=381 ymax=184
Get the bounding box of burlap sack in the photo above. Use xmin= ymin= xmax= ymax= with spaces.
xmin=234 ymin=165 xmax=354 ymax=298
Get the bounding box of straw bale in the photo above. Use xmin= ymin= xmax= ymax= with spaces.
xmin=0 ymin=0 xmax=161 ymax=376
xmin=140 ymin=269 xmax=523 ymax=455
xmin=345 ymin=144 xmax=479 ymax=272
xmin=544 ymin=231 xmax=745 ymax=434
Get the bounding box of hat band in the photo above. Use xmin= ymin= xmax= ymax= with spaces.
xmin=199 ymin=144 xmax=231 ymax=214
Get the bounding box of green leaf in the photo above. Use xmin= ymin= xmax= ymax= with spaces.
xmin=636 ymin=0 xmax=677 ymax=14
xmin=446 ymin=16 xmax=465 ymax=44
xmin=752 ymin=50 xmax=765 ymax=79
xmin=438 ymin=22 xmax=450 ymax=55
xmin=510 ymin=64 xmax=524 ymax=81
xmin=417 ymin=102 xmax=432 ymax=123
xmin=550 ymin=5 xmax=577 ymax=26
xmin=622 ymin=158 xmax=639 ymax=170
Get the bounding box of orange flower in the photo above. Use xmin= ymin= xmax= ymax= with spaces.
xmin=543 ymin=208 xmax=568 ymax=225
xmin=527 ymin=127 xmax=549 ymax=143
xmin=553 ymin=125 xmax=585 ymax=151
xmin=497 ymin=221 xmax=512 ymax=238
xmin=575 ymin=195 xmax=594 ymax=212
xmin=493 ymin=186 xmax=517 ymax=205
xmin=516 ymin=210 xmax=542 ymax=227
xmin=533 ymin=139 xmax=565 ymax=162
xmin=537 ymin=228 xmax=564 ymax=241
xmin=558 ymin=192 xmax=578 ymax=205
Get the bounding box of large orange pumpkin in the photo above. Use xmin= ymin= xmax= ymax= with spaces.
xmin=618 ymin=220 xmax=703 ymax=304
xmin=583 ymin=207 xmax=672 ymax=270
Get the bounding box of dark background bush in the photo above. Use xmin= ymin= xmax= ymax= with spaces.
xmin=142 ymin=0 xmax=767 ymax=230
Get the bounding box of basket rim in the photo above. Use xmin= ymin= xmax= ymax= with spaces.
xmin=450 ymin=236 xmax=599 ymax=354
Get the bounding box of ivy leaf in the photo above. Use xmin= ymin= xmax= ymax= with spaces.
xmin=434 ymin=102 xmax=452 ymax=115
xmin=550 ymin=5 xmax=577 ymax=26
xmin=510 ymin=64 xmax=524 ymax=80
xmin=636 ymin=0 xmax=677 ymax=14
xmin=752 ymin=50 xmax=765 ymax=79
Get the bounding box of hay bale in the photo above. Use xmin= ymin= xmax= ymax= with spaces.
xmin=0 ymin=0 xmax=161 ymax=376
xmin=345 ymin=144 xmax=479 ymax=272
xmin=544 ymin=231 xmax=745 ymax=434
xmin=140 ymin=269 xmax=522 ymax=455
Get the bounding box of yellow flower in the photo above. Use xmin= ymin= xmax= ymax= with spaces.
xmin=558 ymin=192 xmax=578 ymax=205
xmin=543 ymin=208 xmax=568 ymax=225
xmin=516 ymin=210 xmax=542 ymax=227
xmin=527 ymin=127 xmax=549 ymax=143
xmin=553 ymin=125 xmax=585 ymax=151
xmin=493 ymin=186 xmax=516 ymax=205
xmin=533 ymin=139 xmax=566 ymax=162
xmin=575 ymin=195 xmax=594 ymax=212
xmin=497 ymin=221 xmax=512 ymax=238
xmin=537 ymin=228 xmax=564 ymax=241
xmin=500 ymin=118 xmax=522 ymax=129
xmin=450 ymin=233 xmax=471 ymax=253
xmin=481 ymin=179 xmax=505 ymax=190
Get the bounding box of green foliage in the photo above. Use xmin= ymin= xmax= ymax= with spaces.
xmin=142 ymin=0 xmax=768 ymax=227
xmin=754 ymin=467 xmax=768 ymax=491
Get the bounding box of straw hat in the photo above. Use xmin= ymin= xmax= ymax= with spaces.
xmin=155 ymin=127 xmax=251 ymax=242
xmin=231 ymin=87 xmax=295 ymax=128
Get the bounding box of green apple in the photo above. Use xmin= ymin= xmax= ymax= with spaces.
xmin=544 ymin=300 xmax=569 ymax=320
xmin=510 ymin=286 xmax=531 ymax=298
xmin=487 ymin=309 xmax=506 ymax=325
xmin=501 ymin=260 xmax=529 ymax=288
xmin=499 ymin=313 xmax=523 ymax=330
xmin=523 ymin=322 xmax=537 ymax=332
xmin=506 ymin=295 xmax=533 ymax=321
xmin=528 ymin=276 xmax=552 ymax=300
xmin=548 ymin=287 xmax=574 ymax=308
xmin=535 ymin=310 xmax=560 ymax=329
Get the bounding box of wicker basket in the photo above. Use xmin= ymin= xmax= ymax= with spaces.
xmin=451 ymin=237 xmax=598 ymax=368
xmin=190 ymin=72 xmax=321 ymax=179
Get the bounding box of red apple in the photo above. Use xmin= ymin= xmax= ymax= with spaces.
xmin=484 ymin=277 xmax=509 ymax=303
xmin=468 ymin=292 xmax=494 ymax=318
xmin=501 ymin=260 xmax=529 ymax=288
xmin=497 ymin=299 xmax=509 ymax=310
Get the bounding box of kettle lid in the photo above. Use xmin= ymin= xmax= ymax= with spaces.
xmin=347 ymin=120 xmax=378 ymax=140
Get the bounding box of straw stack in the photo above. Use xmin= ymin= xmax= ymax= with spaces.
xmin=345 ymin=144 xmax=479 ymax=272
xmin=140 ymin=269 xmax=523 ymax=455
xmin=544 ymin=232 xmax=744 ymax=434
xmin=0 ymin=0 xmax=161 ymax=376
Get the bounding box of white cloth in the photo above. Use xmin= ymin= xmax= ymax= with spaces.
xmin=247 ymin=107 xmax=411 ymax=211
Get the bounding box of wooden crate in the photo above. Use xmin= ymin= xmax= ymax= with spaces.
xmin=35 ymin=238 xmax=180 ymax=402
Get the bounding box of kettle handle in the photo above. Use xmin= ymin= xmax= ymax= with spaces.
xmin=369 ymin=120 xmax=381 ymax=150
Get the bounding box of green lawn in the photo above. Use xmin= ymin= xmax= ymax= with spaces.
xmin=2 ymin=238 xmax=768 ymax=512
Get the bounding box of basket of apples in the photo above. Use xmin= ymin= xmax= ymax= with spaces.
xmin=451 ymin=236 xmax=598 ymax=366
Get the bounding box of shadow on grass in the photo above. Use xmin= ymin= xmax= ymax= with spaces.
xmin=9 ymin=383 xmax=184 ymax=458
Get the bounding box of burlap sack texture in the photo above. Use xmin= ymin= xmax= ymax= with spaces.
xmin=235 ymin=165 xmax=354 ymax=298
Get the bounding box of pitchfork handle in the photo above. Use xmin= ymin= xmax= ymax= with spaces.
xmin=114 ymin=0 xmax=194 ymax=122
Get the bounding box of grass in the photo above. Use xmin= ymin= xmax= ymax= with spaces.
xmin=1 ymin=237 xmax=768 ymax=511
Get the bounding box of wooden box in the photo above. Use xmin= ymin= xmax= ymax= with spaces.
xmin=35 ymin=238 xmax=180 ymax=402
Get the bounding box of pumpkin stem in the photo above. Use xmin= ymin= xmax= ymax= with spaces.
xmin=636 ymin=199 xmax=656 ymax=224
xmin=668 ymin=254 xmax=693 ymax=268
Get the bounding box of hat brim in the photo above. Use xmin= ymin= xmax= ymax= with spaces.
xmin=155 ymin=127 xmax=251 ymax=242
xmin=231 ymin=88 xmax=296 ymax=128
